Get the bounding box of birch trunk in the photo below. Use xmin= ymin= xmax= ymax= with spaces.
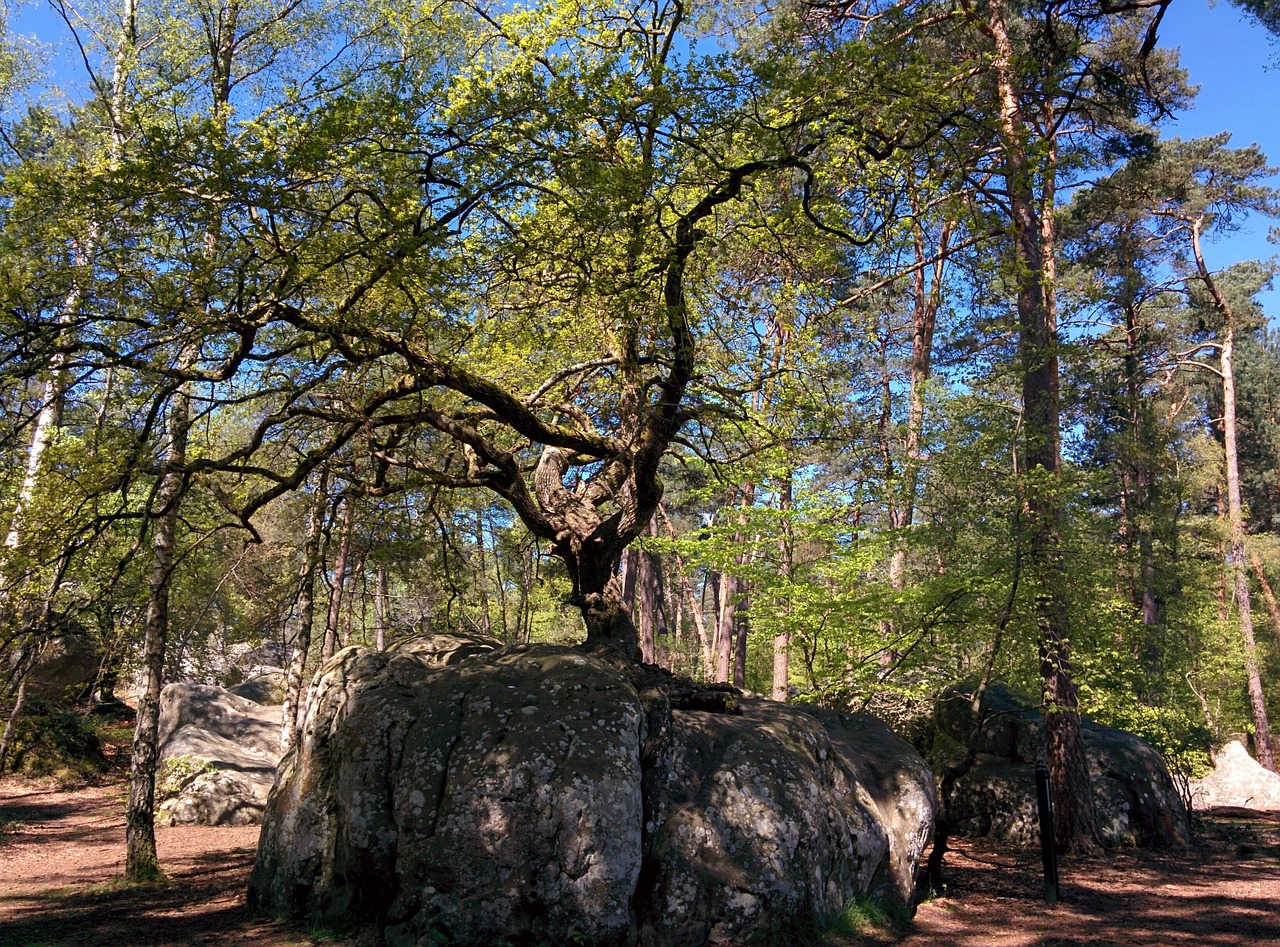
xmin=281 ymin=469 xmax=329 ymax=751
xmin=321 ymin=497 xmax=354 ymax=662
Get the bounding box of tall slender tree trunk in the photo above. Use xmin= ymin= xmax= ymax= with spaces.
xmin=887 ymin=213 xmax=951 ymax=594
xmin=771 ymin=474 xmax=794 ymax=701
xmin=128 ymin=3 xmax=241 ymax=881
xmin=375 ymin=564 xmax=390 ymax=652
xmin=1119 ymin=300 xmax=1165 ymax=681
xmin=0 ymin=648 xmax=34 ymax=773
xmin=126 ymin=358 xmax=195 ymax=882
xmin=321 ymin=497 xmax=354 ymax=662
xmin=715 ymin=571 xmax=740 ymax=683
xmin=984 ymin=1 xmax=1102 ymax=851
xmin=1251 ymin=552 xmax=1280 ymax=645
xmin=732 ymin=584 xmax=751 ymax=689
xmin=1193 ymin=222 xmax=1274 ymax=770
xmin=658 ymin=504 xmax=715 ymax=678
xmin=474 ymin=507 xmax=492 ymax=636
xmin=281 ymin=469 xmax=329 ymax=751
xmin=715 ymin=486 xmax=753 ymax=686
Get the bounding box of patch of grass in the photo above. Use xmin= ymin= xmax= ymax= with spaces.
xmin=303 ymin=917 xmax=358 ymax=942
xmin=35 ymin=874 xmax=168 ymax=903
xmin=89 ymin=875 xmax=167 ymax=896
xmin=749 ymin=895 xmax=911 ymax=947
xmin=824 ymin=896 xmax=911 ymax=938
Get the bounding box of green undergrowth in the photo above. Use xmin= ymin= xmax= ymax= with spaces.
xmin=1 ymin=701 xmax=122 ymax=786
xmin=155 ymin=755 xmax=216 ymax=802
xmin=750 ymin=896 xmax=912 ymax=946
xmin=301 ymin=916 xmax=359 ymax=942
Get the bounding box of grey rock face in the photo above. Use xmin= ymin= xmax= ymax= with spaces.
xmin=22 ymin=634 xmax=101 ymax=703
xmin=249 ymin=636 xmax=936 ymax=947
xmin=932 ymin=682 xmax=1191 ymax=848
xmin=1189 ymin=740 xmax=1280 ymax=811
xmin=156 ymin=682 xmax=283 ymax=826
xmin=229 ymin=672 xmax=287 ymax=705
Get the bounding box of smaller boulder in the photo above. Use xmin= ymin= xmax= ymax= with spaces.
xmin=157 ymin=682 xmax=282 ymax=826
xmin=21 ymin=634 xmax=101 ymax=703
xmin=217 ymin=641 xmax=288 ymax=686
xmin=229 ymin=672 xmax=287 ymax=705
xmin=1189 ymin=741 xmax=1280 ymax=812
xmin=932 ymin=682 xmax=1190 ymax=848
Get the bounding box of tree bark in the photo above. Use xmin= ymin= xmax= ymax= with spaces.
xmin=888 ymin=211 xmax=950 ymax=593
xmin=281 ymin=468 xmax=329 ymax=751
xmin=771 ymin=474 xmax=795 ymax=701
xmin=658 ymin=505 xmax=715 ymax=678
xmin=982 ymin=0 xmax=1103 ymax=851
xmin=1192 ymin=222 xmax=1275 ymax=770
xmin=1251 ymin=552 xmax=1280 ymax=645
xmin=126 ymin=358 xmax=195 ymax=882
xmin=633 ymin=518 xmax=667 ymax=665
xmin=321 ymin=496 xmax=354 ymax=662
xmin=375 ymin=563 xmax=390 ymax=652
xmin=0 ymin=645 xmax=34 ymax=773
xmin=474 ymin=507 xmax=493 ymax=636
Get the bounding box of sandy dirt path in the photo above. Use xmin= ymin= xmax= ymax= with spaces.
xmin=2 ymin=776 xmax=1278 ymax=946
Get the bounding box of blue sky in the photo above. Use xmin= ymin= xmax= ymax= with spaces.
xmin=1160 ymin=0 xmax=1280 ymax=320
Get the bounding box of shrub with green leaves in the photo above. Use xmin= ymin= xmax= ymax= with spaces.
xmin=155 ymin=755 xmax=217 ymax=802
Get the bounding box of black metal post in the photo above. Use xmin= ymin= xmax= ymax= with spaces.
xmin=1034 ymin=765 xmax=1059 ymax=906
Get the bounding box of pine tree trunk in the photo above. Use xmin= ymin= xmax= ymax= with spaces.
xmin=1251 ymin=552 xmax=1280 ymax=644
xmin=375 ymin=564 xmax=389 ymax=652
xmin=771 ymin=474 xmax=794 ymax=701
xmin=474 ymin=508 xmax=492 ymax=636
xmin=984 ymin=1 xmax=1103 ymax=851
xmin=715 ymin=570 xmax=738 ymax=684
xmin=1193 ymin=221 xmax=1275 ymax=772
xmin=733 ymin=588 xmax=750 ymax=689
xmin=1223 ymin=325 xmax=1274 ymax=770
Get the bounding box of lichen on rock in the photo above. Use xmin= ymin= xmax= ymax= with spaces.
xmin=248 ymin=633 xmax=936 ymax=946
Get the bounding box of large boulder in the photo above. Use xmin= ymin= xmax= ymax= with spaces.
xmin=931 ymin=682 xmax=1191 ymax=848
xmin=1189 ymin=740 xmax=1280 ymax=812
xmin=21 ymin=634 xmax=101 ymax=703
xmin=248 ymin=635 xmax=935 ymax=947
xmin=156 ymin=681 xmax=283 ymax=826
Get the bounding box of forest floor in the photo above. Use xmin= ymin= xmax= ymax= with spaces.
xmin=2 ymin=773 xmax=1278 ymax=947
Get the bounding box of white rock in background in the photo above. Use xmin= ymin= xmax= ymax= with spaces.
xmin=1189 ymin=740 xmax=1280 ymax=811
